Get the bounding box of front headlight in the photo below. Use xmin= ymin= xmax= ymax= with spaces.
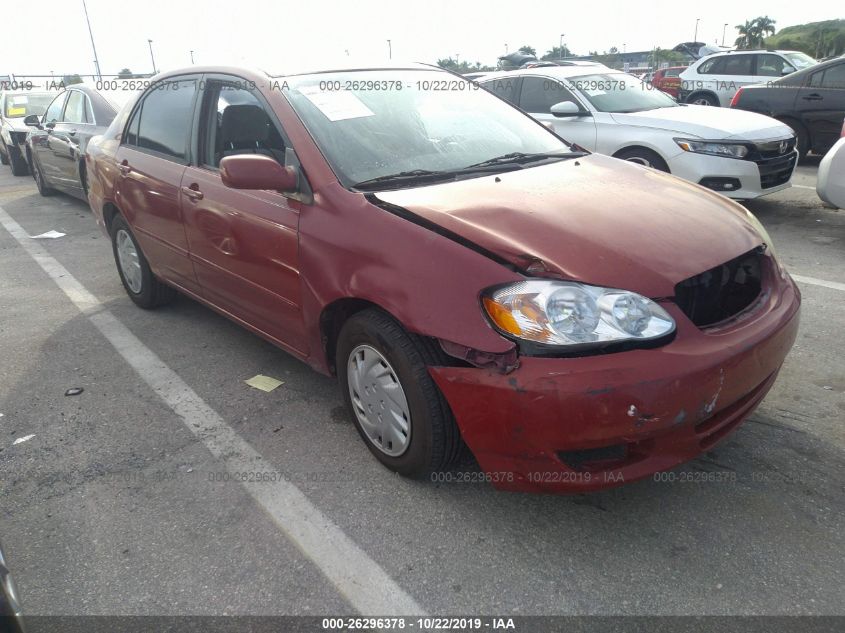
xmin=674 ymin=138 xmax=750 ymax=159
xmin=482 ymin=280 xmax=675 ymax=349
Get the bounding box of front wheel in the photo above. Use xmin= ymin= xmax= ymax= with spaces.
xmin=8 ymin=146 xmax=28 ymax=176
xmin=110 ymin=215 xmax=175 ymax=309
xmin=336 ymin=309 xmax=463 ymax=478
xmin=31 ymin=156 xmax=55 ymax=196
xmin=615 ymin=148 xmax=670 ymax=172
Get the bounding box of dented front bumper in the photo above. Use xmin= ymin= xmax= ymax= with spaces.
xmin=430 ymin=273 xmax=801 ymax=494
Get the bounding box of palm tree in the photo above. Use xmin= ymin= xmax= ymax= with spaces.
xmin=735 ymin=21 xmax=753 ymax=49
xmin=754 ymin=16 xmax=777 ymax=39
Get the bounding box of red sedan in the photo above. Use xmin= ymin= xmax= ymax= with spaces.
xmin=651 ymin=66 xmax=687 ymax=97
xmin=85 ymin=64 xmax=800 ymax=493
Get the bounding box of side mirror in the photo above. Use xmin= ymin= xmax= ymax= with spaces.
xmin=781 ymin=67 xmax=795 ymax=76
xmin=220 ymin=154 xmax=298 ymax=192
xmin=550 ymin=101 xmax=590 ymax=117
xmin=23 ymin=114 xmax=41 ymax=128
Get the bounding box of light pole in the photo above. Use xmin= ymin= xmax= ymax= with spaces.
xmin=148 ymin=39 xmax=157 ymax=74
xmin=722 ymin=23 xmax=728 ymax=46
xmin=386 ymin=39 xmax=392 ymax=60
xmin=559 ymin=34 xmax=565 ymax=60
xmin=694 ymin=18 xmax=700 ymax=42
xmin=455 ymin=53 xmax=460 ymax=66
xmin=504 ymin=43 xmax=508 ymax=54
xmin=190 ymin=50 xmax=195 ymax=64
xmin=81 ymin=0 xmax=102 ymax=81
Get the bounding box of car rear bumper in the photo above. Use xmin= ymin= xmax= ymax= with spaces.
xmin=668 ymin=149 xmax=797 ymax=199
xmin=430 ymin=268 xmax=800 ymax=494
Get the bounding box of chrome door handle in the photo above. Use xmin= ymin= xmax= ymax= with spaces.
xmin=181 ymin=185 xmax=204 ymax=201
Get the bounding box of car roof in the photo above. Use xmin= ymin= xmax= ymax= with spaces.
xmin=697 ymin=49 xmax=805 ymax=61
xmin=479 ymin=65 xmax=616 ymax=81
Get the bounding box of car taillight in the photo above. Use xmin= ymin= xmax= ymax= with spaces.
xmin=730 ymin=87 xmax=744 ymax=108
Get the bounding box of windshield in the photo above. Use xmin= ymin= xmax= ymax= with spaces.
xmin=567 ymin=73 xmax=678 ymax=113
xmin=283 ymin=69 xmax=571 ymax=188
xmin=3 ymin=92 xmax=54 ymax=118
xmin=783 ymin=52 xmax=817 ymax=71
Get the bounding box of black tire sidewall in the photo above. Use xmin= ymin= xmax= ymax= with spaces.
xmin=110 ymin=215 xmax=158 ymax=308
xmin=617 ymin=148 xmax=669 ymax=172
xmin=337 ymin=312 xmax=444 ymax=478
xmin=31 ymin=157 xmax=53 ymax=196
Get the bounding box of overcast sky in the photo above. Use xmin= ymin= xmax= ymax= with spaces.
xmin=2 ymin=0 xmax=841 ymax=78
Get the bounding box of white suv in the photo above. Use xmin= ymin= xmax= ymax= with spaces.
xmin=679 ymin=50 xmax=816 ymax=107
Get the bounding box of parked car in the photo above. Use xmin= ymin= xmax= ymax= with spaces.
xmin=816 ymin=121 xmax=845 ymax=209
xmin=679 ymin=50 xmax=817 ymax=107
xmin=651 ymin=66 xmax=686 ymax=98
xmin=23 ymin=83 xmax=126 ymax=200
xmin=479 ymin=66 xmax=798 ymax=198
xmin=730 ymin=56 xmax=845 ymax=159
xmin=0 ymin=90 xmax=55 ymax=175
xmin=85 ymin=64 xmax=800 ymax=493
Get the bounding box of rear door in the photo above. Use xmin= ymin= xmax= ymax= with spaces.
xmin=114 ymin=77 xmax=201 ymax=295
xmin=179 ymin=75 xmax=307 ymax=354
xmin=718 ymin=54 xmax=756 ymax=103
xmin=517 ymin=76 xmax=597 ymax=149
xmin=798 ymin=62 xmax=845 ymax=154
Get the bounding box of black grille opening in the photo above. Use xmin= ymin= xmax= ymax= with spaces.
xmin=674 ymin=249 xmax=764 ymax=328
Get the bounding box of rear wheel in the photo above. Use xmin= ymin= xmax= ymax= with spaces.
xmin=615 ymin=148 xmax=670 ymax=172
xmin=687 ymin=92 xmax=719 ymax=107
xmin=110 ymin=215 xmax=176 ymax=309
xmin=336 ymin=309 xmax=463 ymax=478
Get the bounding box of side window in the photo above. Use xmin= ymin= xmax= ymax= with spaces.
xmin=666 ymin=69 xmax=681 ymax=78
xmin=43 ymin=93 xmax=67 ymax=125
xmin=820 ymin=64 xmax=845 ymax=89
xmin=698 ymin=57 xmax=725 ymax=75
xmin=722 ymin=55 xmax=753 ymax=76
xmin=127 ymin=79 xmax=197 ymax=161
xmin=63 ymin=91 xmax=89 ymax=124
xmin=483 ymin=78 xmax=519 ymax=105
xmin=200 ymin=81 xmax=286 ymax=168
xmin=755 ymin=54 xmax=788 ymax=77
xmin=519 ymin=77 xmax=578 ymax=113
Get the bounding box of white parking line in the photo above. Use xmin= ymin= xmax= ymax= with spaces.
xmin=791 ymin=184 xmax=816 ymax=190
xmin=792 ymin=274 xmax=845 ymax=293
xmin=0 ymin=205 xmax=425 ymax=616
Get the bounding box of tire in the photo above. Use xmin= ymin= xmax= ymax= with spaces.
xmin=109 ymin=215 xmax=176 ymax=309
xmin=778 ymin=119 xmax=809 ymax=161
xmin=8 ymin=146 xmax=28 ymax=176
xmin=336 ymin=309 xmax=463 ymax=478
xmin=30 ymin=155 xmax=55 ymax=196
xmin=615 ymin=147 xmax=670 ymax=172
xmin=687 ymin=92 xmax=719 ymax=107
xmin=0 ymin=143 xmax=8 ymax=165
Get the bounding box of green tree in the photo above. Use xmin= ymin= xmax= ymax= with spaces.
xmin=755 ymin=16 xmax=777 ymax=38
xmin=542 ymin=45 xmax=573 ymax=60
xmin=117 ymin=68 xmax=134 ymax=79
xmin=62 ymin=74 xmax=83 ymax=85
xmin=736 ymin=16 xmax=777 ymax=49
xmin=518 ymin=45 xmax=536 ymax=56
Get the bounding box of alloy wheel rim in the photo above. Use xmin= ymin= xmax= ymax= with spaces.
xmin=626 ymin=156 xmax=652 ymax=167
xmin=347 ymin=344 xmax=411 ymax=457
xmin=116 ymin=229 xmax=143 ymax=294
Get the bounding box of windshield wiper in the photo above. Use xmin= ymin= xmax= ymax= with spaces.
xmin=352 ymin=169 xmax=457 ymax=190
xmin=466 ymin=151 xmax=585 ymax=169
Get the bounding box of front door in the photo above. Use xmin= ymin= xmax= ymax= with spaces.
xmin=180 ymin=77 xmax=306 ymax=354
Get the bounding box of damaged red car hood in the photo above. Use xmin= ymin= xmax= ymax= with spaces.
xmin=373 ymin=154 xmax=764 ymax=297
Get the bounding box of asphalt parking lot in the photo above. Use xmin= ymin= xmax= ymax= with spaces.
xmin=0 ymin=160 xmax=843 ymax=620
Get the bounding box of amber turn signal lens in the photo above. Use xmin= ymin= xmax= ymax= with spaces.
xmin=483 ymin=297 xmax=522 ymax=336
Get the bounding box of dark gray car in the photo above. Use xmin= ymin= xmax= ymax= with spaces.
xmin=24 ymin=85 xmax=123 ymax=200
